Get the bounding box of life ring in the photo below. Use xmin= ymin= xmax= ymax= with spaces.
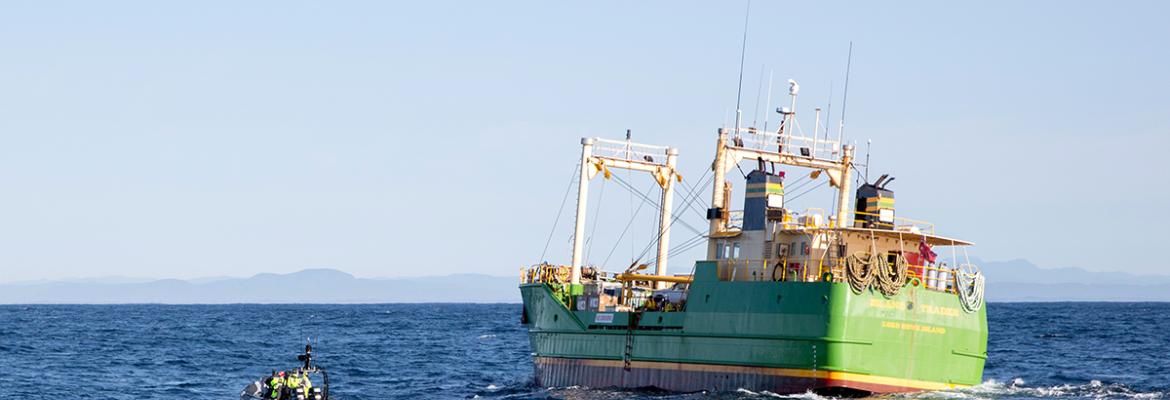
xmin=821 ymin=272 xmax=834 ymax=282
xmin=909 ymin=277 xmax=921 ymax=287
xmin=771 ymin=262 xmax=784 ymax=281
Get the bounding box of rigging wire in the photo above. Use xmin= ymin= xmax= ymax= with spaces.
xmin=539 ymin=164 xmax=580 ymax=263
xmin=610 ymin=173 xmax=706 ymax=236
xmin=674 ymin=169 xmax=714 ymax=221
xmin=649 ymin=231 xmax=709 ymax=266
xmin=601 ymin=181 xmax=656 ymax=269
xmin=783 ymin=171 xmax=810 ymax=192
xmin=733 ymin=161 xmax=749 ymax=179
xmin=783 ymin=173 xmax=818 ymax=195
xmin=785 ymin=179 xmax=828 ymax=204
xmin=643 ymin=170 xmax=716 ymax=266
xmin=601 ymin=169 xmax=712 ymax=269
xmin=630 ymin=171 xmax=717 ymax=266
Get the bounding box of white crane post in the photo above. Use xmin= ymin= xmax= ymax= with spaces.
xmin=570 ymin=137 xmax=594 ymax=285
xmin=654 ymin=147 xmax=679 ymax=289
xmin=835 ymin=144 xmax=855 ymax=227
xmin=707 ymin=129 xmax=729 ymax=260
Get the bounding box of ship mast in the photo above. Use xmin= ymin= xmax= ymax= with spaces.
xmin=570 ymin=137 xmax=680 ymax=289
xmin=706 ymin=82 xmax=855 ymax=259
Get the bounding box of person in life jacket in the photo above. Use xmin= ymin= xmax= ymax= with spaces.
xmin=301 ymin=371 xmax=314 ymax=397
xmin=285 ymin=369 xmax=303 ymax=397
xmin=266 ymin=371 xmax=285 ymax=399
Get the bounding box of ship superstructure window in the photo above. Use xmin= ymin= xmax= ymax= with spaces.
xmin=732 ymin=243 xmax=741 ymax=259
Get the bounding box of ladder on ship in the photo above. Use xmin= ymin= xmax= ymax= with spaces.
xmin=623 ymin=311 xmax=641 ymax=371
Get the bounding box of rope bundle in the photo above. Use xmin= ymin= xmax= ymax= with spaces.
xmin=846 ymin=252 xmax=908 ymax=297
xmin=955 ymin=264 xmax=986 ymax=313
xmin=875 ymin=254 xmax=909 ymax=297
xmin=845 ymin=252 xmax=877 ymax=294
xmin=846 ymin=251 xmax=985 ymax=311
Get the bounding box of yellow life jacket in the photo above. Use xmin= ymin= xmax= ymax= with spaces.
xmin=286 ymin=375 xmax=302 ymax=389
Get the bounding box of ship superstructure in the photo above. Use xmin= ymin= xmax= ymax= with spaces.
xmin=519 ymin=81 xmax=987 ymax=395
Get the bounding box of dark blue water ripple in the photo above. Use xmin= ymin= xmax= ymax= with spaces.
xmin=1 ymin=303 xmax=1167 ymax=399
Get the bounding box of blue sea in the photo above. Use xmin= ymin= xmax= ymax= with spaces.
xmin=1 ymin=303 xmax=1167 ymax=399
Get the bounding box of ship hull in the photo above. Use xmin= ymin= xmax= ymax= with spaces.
xmin=534 ymin=357 xmax=953 ymax=393
xmin=520 ymin=261 xmax=987 ymax=394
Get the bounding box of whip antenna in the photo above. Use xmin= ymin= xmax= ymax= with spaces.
xmin=836 ymin=42 xmax=853 ymax=147
xmin=733 ymin=0 xmax=752 ymax=136
xmin=752 ymin=64 xmax=766 ymax=129
xmin=823 ymin=81 xmax=833 ymax=144
xmin=763 ymin=68 xmax=774 ymax=134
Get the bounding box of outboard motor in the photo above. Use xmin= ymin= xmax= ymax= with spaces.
xmin=854 ymin=174 xmax=895 ymax=229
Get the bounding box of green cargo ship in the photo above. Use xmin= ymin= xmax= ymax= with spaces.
xmin=520 ymin=84 xmax=987 ymax=394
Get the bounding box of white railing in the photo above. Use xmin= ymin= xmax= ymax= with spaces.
xmin=591 ymin=137 xmax=673 ymax=165
xmin=730 ymin=127 xmax=841 ymax=162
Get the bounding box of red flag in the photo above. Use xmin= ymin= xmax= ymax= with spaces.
xmin=918 ymin=237 xmax=937 ymax=264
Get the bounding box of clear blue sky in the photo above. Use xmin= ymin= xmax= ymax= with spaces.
xmin=1 ymin=1 xmax=1167 ymax=282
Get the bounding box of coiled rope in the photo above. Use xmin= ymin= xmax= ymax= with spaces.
xmin=876 ymin=253 xmax=909 ymax=297
xmin=955 ymin=264 xmax=986 ymax=313
xmin=845 ymin=252 xmax=877 ymax=294
xmin=846 ymin=252 xmax=909 ymax=297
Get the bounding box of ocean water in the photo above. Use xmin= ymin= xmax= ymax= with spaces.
xmin=1 ymin=303 xmax=1167 ymax=399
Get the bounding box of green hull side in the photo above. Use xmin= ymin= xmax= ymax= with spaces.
xmin=520 ymin=261 xmax=987 ymax=392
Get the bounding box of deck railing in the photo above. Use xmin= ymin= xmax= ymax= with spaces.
xmin=591 ymin=137 xmax=672 ymax=164
xmin=853 ymin=211 xmax=936 ymax=235
xmin=520 ymin=264 xmax=572 ymax=285
xmin=715 ymin=259 xmax=960 ymax=294
xmin=730 ymin=127 xmax=843 ymax=162
xmin=715 ymin=258 xmax=840 ymax=283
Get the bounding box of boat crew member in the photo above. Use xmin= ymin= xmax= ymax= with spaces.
xmin=285 ymin=369 xmax=304 ymax=398
xmin=267 ymin=371 xmax=285 ymax=399
xmin=302 ymin=372 xmax=314 ymax=397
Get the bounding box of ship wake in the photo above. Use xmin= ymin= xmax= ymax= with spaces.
xmin=892 ymin=378 xmax=1164 ymax=400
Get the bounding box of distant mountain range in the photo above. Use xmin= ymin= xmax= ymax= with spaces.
xmin=978 ymin=259 xmax=1170 ymax=301
xmin=2 ymin=260 xmax=1168 ymax=304
xmin=0 ymin=269 xmax=519 ymax=304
